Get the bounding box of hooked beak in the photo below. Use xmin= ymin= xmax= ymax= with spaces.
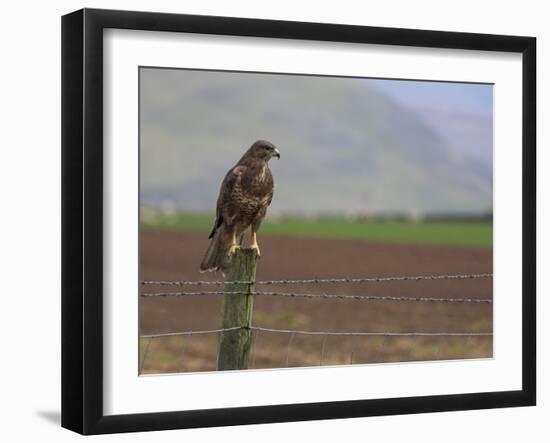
xmin=273 ymin=148 xmax=281 ymax=159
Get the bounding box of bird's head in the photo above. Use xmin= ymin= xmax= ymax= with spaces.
xmin=247 ymin=140 xmax=281 ymax=162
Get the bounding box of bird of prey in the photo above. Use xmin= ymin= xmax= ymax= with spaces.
xmin=200 ymin=140 xmax=280 ymax=273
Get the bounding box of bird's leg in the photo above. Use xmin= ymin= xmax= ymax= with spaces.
xmin=227 ymin=230 xmax=241 ymax=256
xmin=250 ymin=228 xmax=261 ymax=257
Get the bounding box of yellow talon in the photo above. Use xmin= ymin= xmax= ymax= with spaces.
xmin=250 ymin=230 xmax=261 ymax=257
xmin=250 ymin=243 xmax=261 ymax=257
xmin=227 ymin=243 xmax=241 ymax=256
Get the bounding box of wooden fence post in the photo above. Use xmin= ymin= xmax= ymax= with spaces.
xmin=217 ymin=248 xmax=258 ymax=370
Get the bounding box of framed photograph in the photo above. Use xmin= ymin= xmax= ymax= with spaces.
xmin=61 ymin=8 xmax=536 ymax=435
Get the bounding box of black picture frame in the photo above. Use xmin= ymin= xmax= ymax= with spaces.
xmin=61 ymin=8 xmax=536 ymax=435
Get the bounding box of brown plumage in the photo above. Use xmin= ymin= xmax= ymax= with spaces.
xmin=200 ymin=140 xmax=280 ymax=273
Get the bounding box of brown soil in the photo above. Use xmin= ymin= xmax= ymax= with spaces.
xmin=140 ymin=229 xmax=493 ymax=374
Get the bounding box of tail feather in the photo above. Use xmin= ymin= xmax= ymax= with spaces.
xmin=199 ymin=226 xmax=231 ymax=272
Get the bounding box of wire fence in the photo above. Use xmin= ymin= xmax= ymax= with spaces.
xmin=141 ymin=290 xmax=492 ymax=304
xmin=141 ymin=326 xmax=493 ymax=340
xmin=141 ymin=272 xmax=492 ymax=287
xmin=139 ymin=272 xmax=493 ymax=373
xmin=139 ymin=326 xmax=493 ymax=372
xmin=141 ymin=326 xmax=242 ymax=339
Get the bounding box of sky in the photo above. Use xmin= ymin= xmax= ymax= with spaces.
xmin=367 ymin=79 xmax=492 ymax=116
xmin=366 ymin=78 xmax=493 ymax=166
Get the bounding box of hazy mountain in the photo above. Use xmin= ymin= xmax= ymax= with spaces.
xmin=140 ymin=69 xmax=492 ymax=216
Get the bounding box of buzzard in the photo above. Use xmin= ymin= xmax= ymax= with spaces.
xmin=200 ymin=140 xmax=280 ymax=272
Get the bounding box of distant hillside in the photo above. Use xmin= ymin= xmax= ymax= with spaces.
xmin=140 ymin=69 xmax=492 ymax=216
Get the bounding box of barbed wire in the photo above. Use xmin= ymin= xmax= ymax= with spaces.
xmin=139 ymin=272 xmax=493 ymax=372
xmin=254 ymin=291 xmax=493 ymax=304
xmin=141 ymin=272 xmax=492 ymax=287
xmin=141 ymin=290 xmax=245 ymax=297
xmin=140 ymin=289 xmax=492 ymax=304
